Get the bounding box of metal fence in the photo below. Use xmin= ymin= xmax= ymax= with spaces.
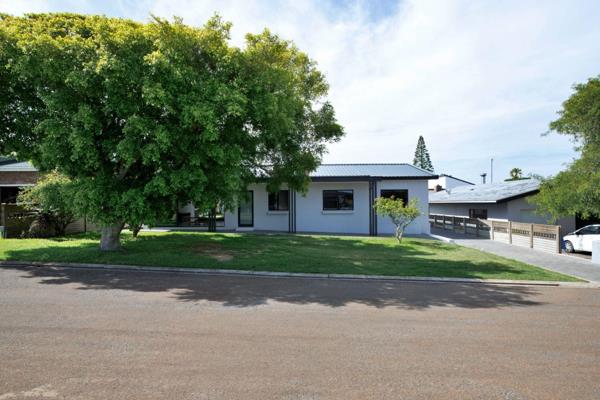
xmin=429 ymin=214 xmax=561 ymax=254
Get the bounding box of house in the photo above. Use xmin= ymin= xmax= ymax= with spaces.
xmin=1 ymin=159 xmax=437 ymax=236
xmin=180 ymin=163 xmax=437 ymax=236
xmin=429 ymin=179 xmax=576 ymax=235
xmin=0 ymin=158 xmax=38 ymax=203
xmin=428 ymin=174 xmax=474 ymax=192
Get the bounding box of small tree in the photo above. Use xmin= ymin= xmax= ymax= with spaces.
xmin=17 ymin=171 xmax=76 ymax=236
xmin=373 ymin=197 xmax=421 ymax=243
xmin=413 ymin=136 xmax=434 ymax=172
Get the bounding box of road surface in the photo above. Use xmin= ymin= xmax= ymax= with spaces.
xmin=1 ymin=266 xmax=599 ymax=399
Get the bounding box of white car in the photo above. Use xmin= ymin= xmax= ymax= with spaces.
xmin=563 ymin=225 xmax=600 ymax=253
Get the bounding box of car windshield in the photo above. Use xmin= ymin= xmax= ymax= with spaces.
xmin=578 ymin=226 xmax=600 ymax=235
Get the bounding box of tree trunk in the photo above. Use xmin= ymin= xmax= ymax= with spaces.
xmin=131 ymin=224 xmax=142 ymax=238
xmin=395 ymin=226 xmax=404 ymax=243
xmin=100 ymin=223 xmax=124 ymax=251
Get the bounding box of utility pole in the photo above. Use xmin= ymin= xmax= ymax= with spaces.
xmin=490 ymin=158 xmax=494 ymax=184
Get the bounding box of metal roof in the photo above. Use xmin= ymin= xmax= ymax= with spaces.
xmin=310 ymin=164 xmax=437 ymax=179
xmin=429 ymin=179 xmax=540 ymax=203
xmin=0 ymin=159 xmax=37 ymax=172
xmin=438 ymin=173 xmax=474 ymax=185
xmin=0 ymin=160 xmax=436 ymax=180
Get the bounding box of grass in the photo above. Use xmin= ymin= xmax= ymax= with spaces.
xmin=0 ymin=231 xmax=580 ymax=281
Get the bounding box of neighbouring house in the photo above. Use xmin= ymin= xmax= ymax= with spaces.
xmin=428 ymin=173 xmax=474 ymax=192
xmin=429 ymin=179 xmax=576 ymax=236
xmin=179 ymin=164 xmax=437 ymax=236
xmin=0 ymin=158 xmax=38 ymax=203
xmin=0 ymin=158 xmax=95 ymax=237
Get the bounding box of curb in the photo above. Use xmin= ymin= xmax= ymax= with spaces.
xmin=427 ymin=233 xmax=455 ymax=244
xmin=0 ymin=260 xmax=597 ymax=288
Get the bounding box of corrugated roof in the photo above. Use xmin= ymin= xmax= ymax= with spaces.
xmin=438 ymin=174 xmax=474 ymax=185
xmin=429 ymin=179 xmax=540 ymax=203
xmin=0 ymin=160 xmax=436 ymax=179
xmin=310 ymin=164 xmax=437 ymax=179
xmin=0 ymin=159 xmax=37 ymax=172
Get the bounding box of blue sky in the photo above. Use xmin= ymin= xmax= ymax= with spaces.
xmin=2 ymin=0 xmax=599 ymax=183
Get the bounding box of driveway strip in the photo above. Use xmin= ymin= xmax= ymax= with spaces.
xmin=430 ymin=228 xmax=600 ymax=283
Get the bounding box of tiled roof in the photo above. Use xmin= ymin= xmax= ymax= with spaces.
xmin=429 ymin=179 xmax=540 ymax=203
xmin=310 ymin=164 xmax=437 ymax=179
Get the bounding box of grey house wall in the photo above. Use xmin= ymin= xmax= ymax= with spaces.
xmin=378 ymin=179 xmax=430 ymax=235
xmin=221 ymin=179 xmax=431 ymax=235
xmin=429 ymin=202 xmax=508 ymax=220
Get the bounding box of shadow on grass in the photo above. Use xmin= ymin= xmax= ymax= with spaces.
xmin=0 ymin=231 xmax=558 ymax=309
xmin=1 ymin=232 xmax=559 ymax=279
xmin=2 ymin=264 xmax=545 ymax=310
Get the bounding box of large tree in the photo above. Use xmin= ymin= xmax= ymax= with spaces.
xmin=412 ymin=135 xmax=434 ymax=172
xmin=532 ymin=76 xmax=600 ymax=221
xmin=0 ymin=13 xmax=343 ymax=250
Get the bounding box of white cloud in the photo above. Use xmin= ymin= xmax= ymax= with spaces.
xmin=2 ymin=0 xmax=599 ymax=182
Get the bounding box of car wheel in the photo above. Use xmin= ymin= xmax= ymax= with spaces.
xmin=564 ymin=240 xmax=575 ymax=253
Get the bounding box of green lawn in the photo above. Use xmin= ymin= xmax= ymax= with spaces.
xmin=0 ymin=231 xmax=580 ymax=281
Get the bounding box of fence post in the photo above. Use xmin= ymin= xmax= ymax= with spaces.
xmin=463 ymin=217 xmax=467 ymax=234
xmin=490 ymin=220 xmax=495 ymax=241
xmin=475 ymin=219 xmax=479 ymax=237
xmin=529 ymin=224 xmax=534 ymax=248
xmin=508 ymin=221 xmax=513 ymax=244
xmin=452 ymin=216 xmax=456 ymax=232
xmin=0 ymin=204 xmax=5 ymax=228
xmin=556 ymin=226 xmax=561 ymax=254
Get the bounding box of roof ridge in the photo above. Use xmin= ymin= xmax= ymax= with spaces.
xmin=318 ymin=163 xmax=411 ymax=166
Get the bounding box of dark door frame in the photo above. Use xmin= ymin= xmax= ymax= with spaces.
xmin=238 ymin=190 xmax=254 ymax=227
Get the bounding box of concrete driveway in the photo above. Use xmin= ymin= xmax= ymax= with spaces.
xmin=431 ymin=227 xmax=600 ymax=283
xmin=1 ymin=266 xmax=599 ymax=400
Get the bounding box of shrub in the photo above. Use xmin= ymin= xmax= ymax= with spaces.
xmin=374 ymin=197 xmax=421 ymax=243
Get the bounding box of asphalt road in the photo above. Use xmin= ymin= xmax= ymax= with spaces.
xmin=1 ymin=266 xmax=599 ymax=400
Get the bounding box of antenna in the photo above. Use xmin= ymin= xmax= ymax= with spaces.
xmin=480 ymin=173 xmax=487 ymax=184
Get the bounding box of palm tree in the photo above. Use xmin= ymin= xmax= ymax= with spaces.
xmin=508 ymin=168 xmax=523 ymax=181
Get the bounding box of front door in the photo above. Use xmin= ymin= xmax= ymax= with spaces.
xmin=238 ymin=190 xmax=254 ymax=227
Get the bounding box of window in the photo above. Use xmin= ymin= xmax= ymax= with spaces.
xmin=323 ymin=190 xmax=354 ymax=211
xmin=577 ymin=226 xmax=600 ymax=235
xmin=469 ymin=208 xmax=488 ymax=219
xmin=380 ymin=189 xmax=409 ymax=206
xmin=0 ymin=187 xmax=21 ymax=204
xmin=268 ymin=190 xmax=289 ymax=211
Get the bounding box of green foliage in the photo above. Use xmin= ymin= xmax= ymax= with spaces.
xmin=532 ymin=76 xmax=600 ymax=220
xmin=412 ymin=135 xmax=434 ymax=172
xmin=0 ymin=13 xmax=343 ymax=248
xmin=505 ymin=167 xmax=525 ymax=181
xmin=17 ymin=171 xmax=76 ymax=235
xmin=373 ymin=196 xmax=421 ymax=243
